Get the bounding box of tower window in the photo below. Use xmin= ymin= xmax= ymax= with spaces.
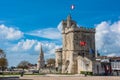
xmin=82 ymin=53 xmax=85 ymax=57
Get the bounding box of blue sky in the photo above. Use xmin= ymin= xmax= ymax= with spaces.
xmin=0 ymin=0 xmax=120 ymax=67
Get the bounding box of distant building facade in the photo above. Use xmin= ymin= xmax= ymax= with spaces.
xmin=55 ymin=15 xmax=96 ymax=74
xmin=37 ymin=45 xmax=45 ymax=70
xmin=94 ymin=56 xmax=120 ymax=76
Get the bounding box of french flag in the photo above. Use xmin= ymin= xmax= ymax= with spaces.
xmin=71 ymin=4 xmax=75 ymax=10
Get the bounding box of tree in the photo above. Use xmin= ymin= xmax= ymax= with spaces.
xmin=0 ymin=49 xmax=8 ymax=71
xmin=17 ymin=61 xmax=30 ymax=69
xmin=47 ymin=58 xmax=55 ymax=68
xmin=0 ymin=58 xmax=8 ymax=67
xmin=0 ymin=49 xmax=6 ymax=58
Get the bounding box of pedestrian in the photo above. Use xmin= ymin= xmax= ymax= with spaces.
xmin=20 ymin=70 xmax=24 ymax=77
xmin=85 ymin=72 xmax=87 ymax=77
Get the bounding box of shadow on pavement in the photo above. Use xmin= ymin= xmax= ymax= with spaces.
xmin=19 ymin=79 xmax=33 ymax=80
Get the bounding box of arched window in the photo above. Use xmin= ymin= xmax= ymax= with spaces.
xmin=78 ymin=53 xmax=81 ymax=56
xmin=82 ymin=53 xmax=85 ymax=57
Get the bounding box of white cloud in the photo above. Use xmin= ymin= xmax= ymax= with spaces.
xmin=95 ymin=20 xmax=120 ymax=56
xmin=34 ymin=41 xmax=62 ymax=55
xmin=12 ymin=39 xmax=37 ymax=51
xmin=6 ymin=39 xmax=62 ymax=66
xmin=42 ymin=42 xmax=62 ymax=54
xmin=27 ymin=28 xmax=61 ymax=39
xmin=0 ymin=24 xmax=23 ymax=40
xmin=22 ymin=39 xmax=36 ymax=50
xmin=11 ymin=39 xmax=62 ymax=56
xmin=57 ymin=21 xmax=62 ymax=32
xmin=34 ymin=42 xmax=42 ymax=51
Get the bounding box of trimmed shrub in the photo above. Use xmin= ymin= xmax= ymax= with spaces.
xmin=80 ymin=71 xmax=93 ymax=76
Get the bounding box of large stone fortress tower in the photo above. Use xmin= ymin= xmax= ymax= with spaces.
xmin=37 ymin=45 xmax=45 ymax=70
xmin=59 ymin=15 xmax=96 ymax=73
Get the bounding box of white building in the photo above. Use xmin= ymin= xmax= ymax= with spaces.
xmin=94 ymin=56 xmax=120 ymax=76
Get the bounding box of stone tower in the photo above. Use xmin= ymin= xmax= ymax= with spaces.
xmin=61 ymin=15 xmax=96 ymax=73
xmin=37 ymin=45 xmax=45 ymax=70
xmin=55 ymin=48 xmax=62 ymax=72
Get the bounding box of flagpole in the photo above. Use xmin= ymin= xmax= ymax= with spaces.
xmin=69 ymin=4 xmax=75 ymax=17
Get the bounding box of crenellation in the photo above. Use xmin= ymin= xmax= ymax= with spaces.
xmin=64 ymin=27 xmax=95 ymax=34
xmin=55 ymin=48 xmax=62 ymax=52
xmin=62 ymin=23 xmax=95 ymax=34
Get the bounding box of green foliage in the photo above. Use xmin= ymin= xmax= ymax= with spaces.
xmin=17 ymin=60 xmax=30 ymax=69
xmin=60 ymin=73 xmax=74 ymax=75
xmin=0 ymin=58 xmax=8 ymax=67
xmin=80 ymin=71 xmax=86 ymax=74
xmin=80 ymin=71 xmax=93 ymax=75
xmin=47 ymin=58 xmax=55 ymax=68
xmin=0 ymin=49 xmax=8 ymax=71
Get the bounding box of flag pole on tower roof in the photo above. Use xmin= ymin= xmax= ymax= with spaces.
xmin=69 ymin=4 xmax=75 ymax=17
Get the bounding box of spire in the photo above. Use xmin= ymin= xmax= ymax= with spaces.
xmin=37 ymin=44 xmax=45 ymax=70
xmin=67 ymin=14 xmax=72 ymax=27
xmin=67 ymin=14 xmax=71 ymax=21
xmin=40 ymin=44 xmax=43 ymax=53
xmin=40 ymin=44 xmax=44 ymax=57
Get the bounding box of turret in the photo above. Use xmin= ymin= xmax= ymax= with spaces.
xmin=55 ymin=48 xmax=62 ymax=72
xmin=67 ymin=14 xmax=71 ymax=27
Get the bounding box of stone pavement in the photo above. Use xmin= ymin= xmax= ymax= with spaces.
xmin=20 ymin=74 xmax=120 ymax=80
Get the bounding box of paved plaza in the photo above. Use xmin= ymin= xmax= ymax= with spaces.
xmin=20 ymin=74 xmax=120 ymax=80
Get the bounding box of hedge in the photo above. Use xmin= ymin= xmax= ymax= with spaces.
xmin=80 ymin=71 xmax=93 ymax=75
